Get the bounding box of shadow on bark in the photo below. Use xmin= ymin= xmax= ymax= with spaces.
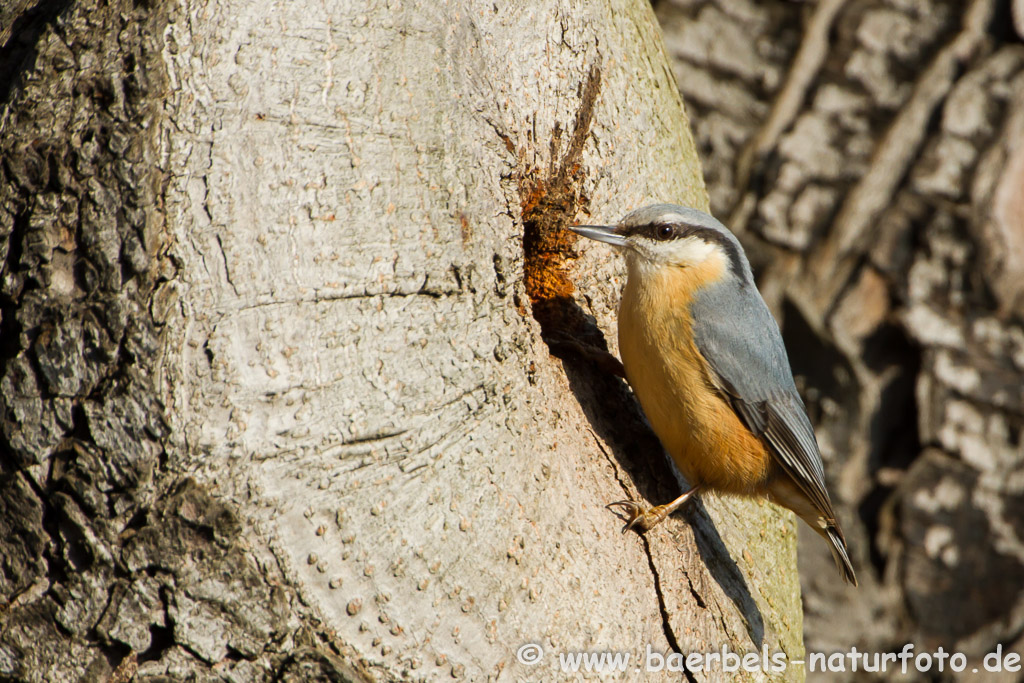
xmin=0 ymin=0 xmax=74 ymax=104
xmin=553 ymin=327 xmax=767 ymax=650
xmin=511 ymin=55 xmax=766 ymax=652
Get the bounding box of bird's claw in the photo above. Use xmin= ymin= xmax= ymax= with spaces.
xmin=606 ymin=499 xmax=666 ymax=534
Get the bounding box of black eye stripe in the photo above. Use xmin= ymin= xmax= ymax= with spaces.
xmin=618 ymin=221 xmax=746 ymax=278
xmin=622 ymin=222 xmax=697 ymax=241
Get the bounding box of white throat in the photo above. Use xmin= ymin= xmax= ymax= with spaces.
xmin=624 ymin=236 xmax=719 ymax=275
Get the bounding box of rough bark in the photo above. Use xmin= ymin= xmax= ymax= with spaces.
xmin=0 ymin=1 xmax=369 ymax=680
xmin=1 ymin=0 xmax=807 ymax=681
xmin=656 ymin=0 xmax=1024 ymax=674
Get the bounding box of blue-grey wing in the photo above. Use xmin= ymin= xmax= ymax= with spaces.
xmin=690 ymin=281 xmax=836 ymax=520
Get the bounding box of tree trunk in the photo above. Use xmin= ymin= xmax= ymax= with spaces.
xmin=656 ymin=0 xmax=1024 ymax=672
xmin=0 ymin=0 xmax=805 ymax=681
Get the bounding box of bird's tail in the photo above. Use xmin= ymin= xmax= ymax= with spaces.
xmin=768 ymin=478 xmax=858 ymax=585
xmin=822 ymin=522 xmax=857 ymax=586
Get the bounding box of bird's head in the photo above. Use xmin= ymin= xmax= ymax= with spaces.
xmin=571 ymin=204 xmax=750 ymax=282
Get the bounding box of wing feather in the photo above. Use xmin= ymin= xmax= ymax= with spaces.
xmin=690 ymin=282 xmax=836 ymax=521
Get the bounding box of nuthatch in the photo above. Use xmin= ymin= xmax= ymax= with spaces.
xmin=572 ymin=204 xmax=856 ymax=585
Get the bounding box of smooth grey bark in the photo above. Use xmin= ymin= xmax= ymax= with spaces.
xmin=1 ymin=0 xmax=806 ymax=681
xmin=657 ymin=0 xmax=1024 ymax=676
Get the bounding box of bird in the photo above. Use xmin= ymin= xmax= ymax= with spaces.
xmin=571 ymin=203 xmax=857 ymax=585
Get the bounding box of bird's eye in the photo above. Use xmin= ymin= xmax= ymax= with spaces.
xmin=657 ymin=225 xmax=674 ymax=240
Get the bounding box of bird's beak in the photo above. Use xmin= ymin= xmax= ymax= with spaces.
xmin=570 ymin=224 xmax=627 ymax=248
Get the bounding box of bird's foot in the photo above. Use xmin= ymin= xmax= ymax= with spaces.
xmin=606 ymin=499 xmax=672 ymax=534
xmin=607 ymin=486 xmax=700 ymax=534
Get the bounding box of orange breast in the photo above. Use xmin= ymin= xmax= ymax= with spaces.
xmin=618 ymin=257 xmax=772 ymax=495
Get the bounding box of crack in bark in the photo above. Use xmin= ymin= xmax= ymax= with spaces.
xmin=589 ymin=428 xmax=700 ymax=679
xmin=229 ymin=282 xmax=467 ymax=313
xmin=338 ymin=428 xmax=409 ymax=447
xmin=640 ymin=533 xmax=698 ymax=683
xmin=214 ymin=233 xmax=239 ymax=297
